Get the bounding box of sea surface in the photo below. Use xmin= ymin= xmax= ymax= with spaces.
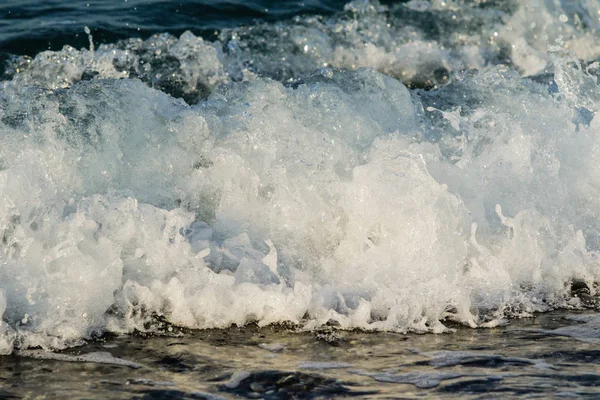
xmin=2 ymin=0 xmax=600 ymax=398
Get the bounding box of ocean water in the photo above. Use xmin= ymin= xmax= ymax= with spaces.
xmin=2 ymin=0 xmax=600 ymax=397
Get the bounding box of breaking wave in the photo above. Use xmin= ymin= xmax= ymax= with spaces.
xmin=2 ymin=0 xmax=600 ymax=353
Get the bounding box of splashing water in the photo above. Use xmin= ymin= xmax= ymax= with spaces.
xmin=1 ymin=0 xmax=600 ymax=354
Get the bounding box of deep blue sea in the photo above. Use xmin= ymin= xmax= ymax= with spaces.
xmin=2 ymin=0 xmax=600 ymax=398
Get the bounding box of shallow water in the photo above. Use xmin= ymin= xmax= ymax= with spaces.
xmin=3 ymin=311 xmax=600 ymax=398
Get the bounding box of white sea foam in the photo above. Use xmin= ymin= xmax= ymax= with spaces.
xmin=1 ymin=1 xmax=600 ymax=353
xmin=6 ymin=0 xmax=600 ymax=99
xmin=0 ymin=290 xmax=15 ymax=354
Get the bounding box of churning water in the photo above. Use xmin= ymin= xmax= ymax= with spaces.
xmin=2 ymin=0 xmax=600 ymax=397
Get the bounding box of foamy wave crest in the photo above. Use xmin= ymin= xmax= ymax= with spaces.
xmin=1 ymin=0 xmax=600 ymax=353
xmin=4 ymin=0 xmax=600 ymax=100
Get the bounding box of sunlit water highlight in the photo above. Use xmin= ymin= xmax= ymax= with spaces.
xmin=1 ymin=5 xmax=600 ymax=395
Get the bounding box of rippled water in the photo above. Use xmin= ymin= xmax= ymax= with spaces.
xmin=4 ymin=312 xmax=600 ymax=398
xmin=0 ymin=0 xmax=348 ymax=55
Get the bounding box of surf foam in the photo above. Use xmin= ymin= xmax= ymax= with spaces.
xmin=1 ymin=0 xmax=600 ymax=353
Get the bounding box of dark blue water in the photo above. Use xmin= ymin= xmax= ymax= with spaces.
xmin=0 ymin=0 xmax=348 ymax=55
